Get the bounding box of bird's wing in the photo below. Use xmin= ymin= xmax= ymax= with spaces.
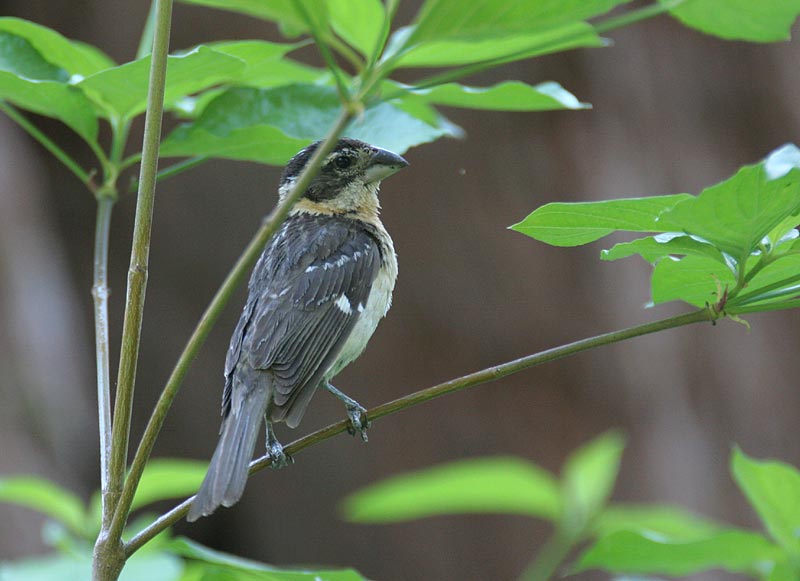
xmin=223 ymin=215 xmax=381 ymax=425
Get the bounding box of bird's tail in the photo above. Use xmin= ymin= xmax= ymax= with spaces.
xmin=187 ymin=387 xmax=268 ymax=522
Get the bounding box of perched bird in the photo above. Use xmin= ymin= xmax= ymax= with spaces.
xmin=187 ymin=138 xmax=407 ymax=521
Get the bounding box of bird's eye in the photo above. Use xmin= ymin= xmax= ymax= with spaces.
xmin=334 ymin=155 xmax=353 ymax=169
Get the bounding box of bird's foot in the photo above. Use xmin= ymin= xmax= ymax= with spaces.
xmin=325 ymin=383 xmax=370 ymax=442
xmin=266 ymin=424 xmax=293 ymax=469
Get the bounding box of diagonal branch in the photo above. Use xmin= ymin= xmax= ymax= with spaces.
xmin=125 ymin=307 xmax=715 ymax=556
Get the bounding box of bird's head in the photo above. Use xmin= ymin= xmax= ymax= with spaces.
xmin=279 ymin=138 xmax=408 ymax=217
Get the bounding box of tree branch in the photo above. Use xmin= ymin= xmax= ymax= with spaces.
xmin=125 ymin=307 xmax=715 ymax=555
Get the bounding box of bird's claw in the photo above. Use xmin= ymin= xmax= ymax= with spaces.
xmin=266 ymin=422 xmax=293 ymax=469
xmin=267 ymin=438 xmax=293 ymax=469
xmin=345 ymin=402 xmax=370 ymax=442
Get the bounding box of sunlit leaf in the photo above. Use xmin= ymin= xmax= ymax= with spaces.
xmin=0 ymin=31 xmax=98 ymax=141
xmin=131 ymin=459 xmax=208 ymax=512
xmin=0 ymin=550 xmax=183 ymax=581
xmin=407 ymin=0 xmax=632 ymax=44
xmin=209 ymin=40 xmax=324 ymax=88
xmin=659 ymin=159 xmax=800 ymax=267
xmin=650 ymin=255 xmax=734 ymax=307
xmin=396 ymin=21 xmax=603 ymax=67
xmin=601 ymin=233 xmax=729 ymax=267
xmin=732 ymin=448 xmax=800 ymax=553
xmin=0 ymin=477 xmax=86 ymax=535
xmin=328 ymin=0 xmax=384 ymax=57
xmin=575 ymin=529 xmax=782 ymax=576
xmin=562 ymin=431 xmax=625 ymax=530
xmin=168 ymin=537 xmax=366 ymax=580
xmin=510 ymin=194 xmax=691 ymax=247
xmin=77 ymin=46 xmax=245 ymax=120
xmin=398 ymin=80 xmax=589 ymax=111
xmin=663 ymin=0 xmax=800 ymax=42
xmin=341 ymin=457 xmax=561 ymax=523
xmin=162 ymin=84 xmax=459 ymax=164
xmin=0 ymin=17 xmax=114 ymax=76
xmin=595 ymin=504 xmax=724 ymax=541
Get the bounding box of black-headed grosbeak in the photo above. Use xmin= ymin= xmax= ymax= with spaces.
xmin=188 ymin=138 xmax=407 ymax=521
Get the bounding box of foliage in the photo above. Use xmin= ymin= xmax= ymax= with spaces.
xmin=1 ymin=0 xmax=800 ymax=579
xmin=0 ymin=461 xmax=363 ymax=580
xmin=512 ymin=144 xmax=800 ymax=312
xmin=343 ymin=434 xmax=800 ymax=580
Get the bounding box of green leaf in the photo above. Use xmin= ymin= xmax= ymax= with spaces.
xmin=651 ymin=254 xmax=735 ymax=307
xmin=601 ymin=233 xmax=729 ymax=267
xmin=77 ymin=46 xmax=245 ymax=121
xmin=766 ymin=561 xmax=799 ymax=581
xmin=327 ymin=0 xmax=384 ymax=57
xmin=664 ymin=0 xmax=800 ymax=43
xmin=0 ymin=32 xmax=68 ymax=81
xmin=341 ymin=457 xmax=561 ymax=523
xmin=575 ymin=529 xmax=782 ymax=576
xmin=209 ymin=40 xmax=324 ymax=88
xmin=175 ymin=0 xmax=306 ymax=30
xmin=659 ymin=157 xmax=800 ymax=268
xmin=161 ymin=123 xmax=309 ymax=165
xmin=407 ymin=0 xmax=632 ymax=44
xmin=733 ymin=255 xmax=800 ymax=307
xmin=168 ymin=537 xmax=366 ymax=580
xmin=131 ymin=459 xmax=208 ymax=512
xmin=396 ymin=21 xmax=603 ymax=67
xmin=0 ymin=17 xmax=114 ymax=76
xmin=0 ymin=31 xmax=98 ymax=141
xmin=562 ymin=431 xmax=625 ymax=530
xmin=732 ymin=447 xmax=800 ymax=554
xmin=595 ymin=504 xmax=724 ymax=541
xmin=0 ymin=551 xmax=183 ymax=581
xmin=509 ymin=194 xmax=691 ymax=247
xmin=0 ymin=476 xmax=86 ymax=535
xmin=175 ymin=0 xmax=329 ymax=39
xmin=398 ymin=80 xmax=589 ymax=111
xmin=162 ymin=85 xmax=459 ymax=164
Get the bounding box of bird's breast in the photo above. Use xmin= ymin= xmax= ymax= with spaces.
xmin=327 ymin=238 xmax=397 ymax=379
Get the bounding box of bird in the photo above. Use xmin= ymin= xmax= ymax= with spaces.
xmin=187 ymin=138 xmax=407 ymax=521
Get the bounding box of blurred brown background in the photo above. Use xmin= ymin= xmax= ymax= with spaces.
xmin=1 ymin=1 xmax=799 ymax=579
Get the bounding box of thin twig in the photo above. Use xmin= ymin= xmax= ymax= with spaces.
xmin=0 ymin=102 xmax=93 ymax=188
xmin=93 ymin=196 xmax=116 ymax=529
xmin=125 ymin=308 xmax=715 ymax=555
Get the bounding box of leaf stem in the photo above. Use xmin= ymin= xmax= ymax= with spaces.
xmin=128 ymin=156 xmax=210 ymax=192
xmin=118 ymin=108 xmax=355 ymax=557
xmin=125 ymin=308 xmax=714 ymax=555
xmin=593 ymin=0 xmax=684 ymax=35
xmin=292 ymin=0 xmax=351 ymax=101
xmin=368 ymin=0 xmax=399 ymax=70
xmin=0 ymin=102 xmax=93 ymax=189
xmin=100 ymin=0 xmax=174 ymax=568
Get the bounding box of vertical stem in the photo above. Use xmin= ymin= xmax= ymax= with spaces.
xmin=518 ymin=528 xmax=579 ymax=581
xmin=94 ymin=0 xmax=173 ymax=579
xmin=93 ymin=196 xmax=116 ymax=529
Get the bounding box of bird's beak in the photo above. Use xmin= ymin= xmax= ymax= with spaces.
xmin=364 ymin=147 xmax=409 ymax=184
